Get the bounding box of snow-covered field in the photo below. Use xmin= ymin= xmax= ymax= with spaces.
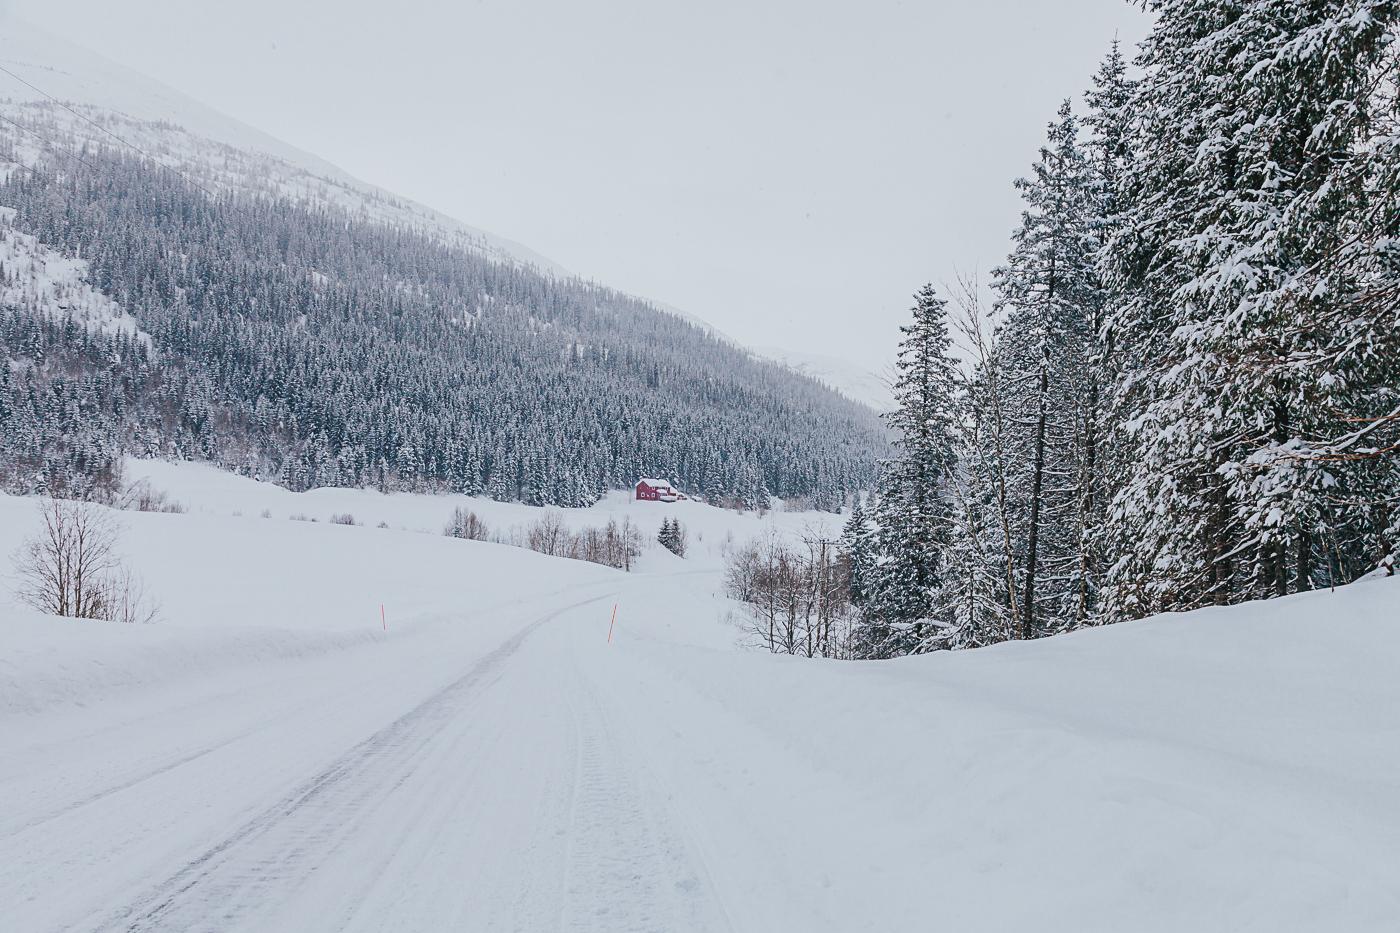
xmin=122 ymin=457 xmax=842 ymax=576
xmin=2 ymin=466 xmax=1397 ymax=931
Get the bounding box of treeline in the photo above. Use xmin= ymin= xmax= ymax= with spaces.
xmin=844 ymin=2 xmax=1400 ymax=657
xmin=0 ymin=136 xmax=885 ymax=508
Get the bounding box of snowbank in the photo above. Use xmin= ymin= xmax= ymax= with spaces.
xmin=601 ymin=571 xmax=1400 ymax=931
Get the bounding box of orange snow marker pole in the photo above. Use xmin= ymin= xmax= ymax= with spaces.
xmin=607 ymin=602 xmax=618 ymax=643
xmin=381 ymin=603 xmax=386 ymax=632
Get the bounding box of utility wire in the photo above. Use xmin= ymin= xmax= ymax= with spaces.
xmin=0 ymin=61 xmax=234 ymax=205
xmin=0 ymin=109 xmax=100 ymax=173
xmin=0 ymin=61 xmax=270 ymax=228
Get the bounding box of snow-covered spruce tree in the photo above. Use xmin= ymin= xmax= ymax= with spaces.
xmin=859 ymin=285 xmax=961 ymax=658
xmin=1078 ymin=41 xmax=1136 ymax=624
xmin=658 ymin=517 xmax=687 ymax=557
xmin=839 ymin=499 xmax=876 ymax=610
xmin=1290 ymin=22 xmax=1400 ymax=575
xmin=991 ymin=100 xmax=1106 ymax=639
xmin=1101 ymin=0 xmax=1400 ymax=618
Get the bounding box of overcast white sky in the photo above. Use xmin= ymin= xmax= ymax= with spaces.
xmin=12 ymin=0 xmax=1147 ymax=375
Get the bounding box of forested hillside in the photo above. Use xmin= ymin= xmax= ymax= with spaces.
xmin=839 ymin=2 xmax=1400 ymax=656
xmin=0 ymin=140 xmax=883 ymax=507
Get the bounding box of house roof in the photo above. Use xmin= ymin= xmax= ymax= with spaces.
xmin=637 ymin=478 xmax=674 ymax=489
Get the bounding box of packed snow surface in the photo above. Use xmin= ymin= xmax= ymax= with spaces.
xmin=1 ymin=465 xmax=1397 ymax=931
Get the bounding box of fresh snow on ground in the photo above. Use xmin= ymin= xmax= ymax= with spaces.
xmin=122 ymin=457 xmax=841 ymax=575
xmin=1 ymin=467 xmax=1397 ymax=931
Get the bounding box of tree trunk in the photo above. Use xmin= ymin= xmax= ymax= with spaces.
xmin=1076 ymin=371 xmax=1100 ymax=625
xmin=1022 ymin=363 xmax=1049 ymax=640
xmin=1296 ymin=529 xmax=1314 ymax=593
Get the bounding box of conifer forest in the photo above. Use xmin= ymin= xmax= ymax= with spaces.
xmin=843 ymin=3 xmax=1400 ymax=654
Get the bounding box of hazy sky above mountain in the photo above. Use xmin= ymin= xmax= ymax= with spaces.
xmin=9 ymin=0 xmax=1147 ymax=377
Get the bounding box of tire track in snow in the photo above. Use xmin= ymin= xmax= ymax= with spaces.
xmin=1 ymin=715 xmax=283 ymax=842
xmin=87 ymin=594 xmax=612 ymax=933
xmin=552 ymin=633 xmax=733 ymax=933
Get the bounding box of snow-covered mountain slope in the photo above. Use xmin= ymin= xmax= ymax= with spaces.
xmin=0 ymin=204 xmax=149 ymax=342
xmin=0 ymin=18 xmax=889 ymax=406
xmin=646 ymin=296 xmax=889 ymax=413
xmin=757 ymin=345 xmax=894 ymax=411
xmin=0 ymin=18 xmax=887 ymax=506
xmin=0 ymin=18 xmax=565 ymax=275
xmin=2 ymin=470 xmax=1396 ymax=931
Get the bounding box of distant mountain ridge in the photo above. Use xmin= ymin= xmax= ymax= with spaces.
xmin=0 ymin=18 xmax=567 ymax=275
xmin=0 ymin=18 xmax=885 ymax=507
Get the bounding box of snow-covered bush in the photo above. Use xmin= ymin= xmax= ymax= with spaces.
xmin=509 ymin=514 xmax=643 ymax=571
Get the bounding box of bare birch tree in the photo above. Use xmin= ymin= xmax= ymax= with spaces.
xmin=13 ymin=499 xmax=158 ymax=623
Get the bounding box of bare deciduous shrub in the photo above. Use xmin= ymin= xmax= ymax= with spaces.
xmin=526 ymin=511 xmax=571 ymax=557
xmin=261 ymin=509 xmax=273 ymax=519
xmin=725 ymin=530 xmax=854 ymax=658
xmin=12 ymin=500 xmax=159 ymax=623
xmin=570 ymin=518 xmax=644 ymax=571
xmin=97 ymin=565 xmax=161 ymax=625
xmin=512 ymin=514 xmax=643 ymax=571
xmin=330 ymin=513 xmax=358 ymax=526
xmin=444 ymin=506 xmax=490 ymax=541
xmin=116 ymin=479 xmax=186 ymax=513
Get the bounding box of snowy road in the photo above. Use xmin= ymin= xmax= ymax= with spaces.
xmin=2 ymin=587 xmax=738 ymax=932
xmin=4 ymin=516 xmax=1398 ymax=933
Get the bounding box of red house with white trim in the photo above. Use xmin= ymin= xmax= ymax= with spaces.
xmin=635 ymin=478 xmax=682 ymax=502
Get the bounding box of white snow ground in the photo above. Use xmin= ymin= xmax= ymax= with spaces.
xmin=1 ymin=467 xmax=1398 ymax=932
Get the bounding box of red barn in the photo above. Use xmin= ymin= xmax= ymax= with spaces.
xmin=636 ymin=478 xmax=680 ymax=502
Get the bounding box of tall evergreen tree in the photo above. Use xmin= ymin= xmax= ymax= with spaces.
xmin=1079 ymin=41 xmax=1136 ymax=624
xmin=992 ymin=100 xmax=1105 ymax=638
xmin=839 ymin=499 xmax=876 ymax=610
xmin=861 ymin=285 xmax=962 ymax=657
xmin=1102 ymin=0 xmax=1400 ymax=618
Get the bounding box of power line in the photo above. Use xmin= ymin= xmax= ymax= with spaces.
xmin=0 ymin=62 xmax=267 ymax=225
xmin=0 ymin=61 xmax=231 ymax=205
xmin=0 ymin=110 xmax=100 ymax=173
